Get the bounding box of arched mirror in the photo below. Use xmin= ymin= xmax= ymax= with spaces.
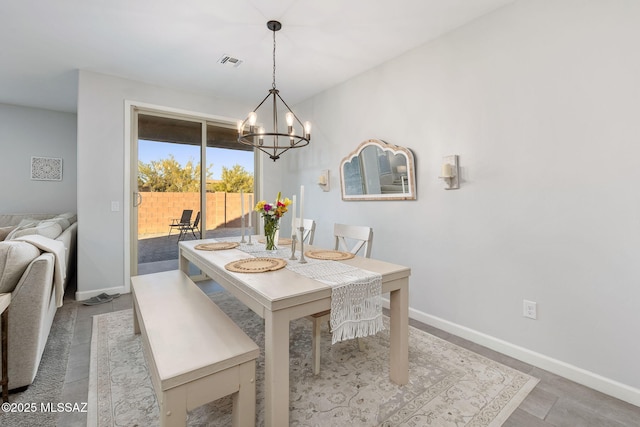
xmin=340 ymin=139 xmax=416 ymax=201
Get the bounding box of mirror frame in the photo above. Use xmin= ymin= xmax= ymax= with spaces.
xmin=340 ymin=139 xmax=416 ymax=201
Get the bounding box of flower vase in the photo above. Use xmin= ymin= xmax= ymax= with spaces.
xmin=264 ymin=218 xmax=280 ymax=251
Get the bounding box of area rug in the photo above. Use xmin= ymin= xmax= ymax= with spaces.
xmin=88 ymin=291 xmax=538 ymax=426
xmin=0 ymin=303 xmax=77 ymax=427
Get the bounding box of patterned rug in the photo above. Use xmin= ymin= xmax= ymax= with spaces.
xmin=88 ymin=291 xmax=538 ymax=426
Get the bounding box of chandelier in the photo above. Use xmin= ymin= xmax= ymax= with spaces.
xmin=237 ymin=20 xmax=311 ymax=161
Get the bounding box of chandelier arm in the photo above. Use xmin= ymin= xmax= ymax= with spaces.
xmin=271 ymin=89 xmax=278 ymax=148
xmin=241 ymin=92 xmax=273 ymax=127
xmin=275 ymin=92 xmax=307 ymax=129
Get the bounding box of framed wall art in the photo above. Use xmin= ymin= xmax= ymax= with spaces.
xmin=31 ymin=156 xmax=63 ymax=181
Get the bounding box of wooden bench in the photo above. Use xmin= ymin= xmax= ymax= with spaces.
xmin=131 ymin=270 xmax=259 ymax=427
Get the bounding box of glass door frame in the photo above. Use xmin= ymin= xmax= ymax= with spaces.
xmin=124 ymin=101 xmax=259 ymax=289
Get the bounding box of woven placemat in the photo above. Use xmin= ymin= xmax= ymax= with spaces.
xmin=305 ymin=250 xmax=355 ymax=260
xmin=257 ymin=237 xmax=293 ymax=245
xmin=194 ymin=242 xmax=240 ymax=251
xmin=225 ymin=257 xmax=287 ymax=273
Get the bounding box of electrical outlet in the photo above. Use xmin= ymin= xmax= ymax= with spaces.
xmin=523 ymin=300 xmax=537 ymax=319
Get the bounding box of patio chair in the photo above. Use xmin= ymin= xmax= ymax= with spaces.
xmin=308 ymin=223 xmax=373 ymax=374
xmin=178 ymin=211 xmax=200 ymax=241
xmin=168 ymin=209 xmax=192 ymax=238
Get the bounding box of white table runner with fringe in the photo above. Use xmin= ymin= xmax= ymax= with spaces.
xmin=235 ymin=242 xmax=384 ymax=344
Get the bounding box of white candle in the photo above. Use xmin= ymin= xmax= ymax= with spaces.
xmin=291 ymin=195 xmax=296 ymax=233
xmin=441 ymin=163 xmax=453 ymax=178
xmin=248 ymin=194 xmax=252 ymax=227
xmin=299 ymin=185 xmax=304 ymax=223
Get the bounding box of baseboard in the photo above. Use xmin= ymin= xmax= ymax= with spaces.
xmin=381 ymin=298 xmax=640 ymax=407
xmin=75 ymin=285 xmax=126 ymax=302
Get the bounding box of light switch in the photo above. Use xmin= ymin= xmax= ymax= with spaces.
xmin=111 ymin=201 xmax=120 ymax=212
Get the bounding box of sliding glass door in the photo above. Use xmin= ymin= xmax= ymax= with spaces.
xmin=131 ymin=110 xmax=255 ymax=276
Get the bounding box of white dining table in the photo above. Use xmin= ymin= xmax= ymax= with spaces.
xmin=178 ymin=238 xmax=410 ymax=427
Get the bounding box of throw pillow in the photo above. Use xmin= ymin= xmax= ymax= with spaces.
xmin=11 ymin=221 xmax=62 ymax=240
xmin=0 ymin=226 xmax=16 ymax=241
xmin=56 ymin=212 xmax=77 ymax=224
xmin=48 ymin=217 xmax=71 ymax=231
xmin=0 ymin=241 xmax=41 ymax=293
xmin=4 ymin=218 xmax=40 ymax=241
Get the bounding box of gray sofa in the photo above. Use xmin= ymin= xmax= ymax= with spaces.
xmin=0 ymin=212 xmax=77 ymax=390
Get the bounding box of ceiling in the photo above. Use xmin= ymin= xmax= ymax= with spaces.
xmin=1 ymin=0 xmax=514 ymax=114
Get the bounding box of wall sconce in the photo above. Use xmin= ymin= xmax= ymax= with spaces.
xmin=318 ymin=169 xmax=330 ymax=192
xmin=439 ymin=155 xmax=460 ymax=190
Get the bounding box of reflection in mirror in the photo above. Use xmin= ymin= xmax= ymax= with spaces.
xmin=340 ymin=139 xmax=416 ymax=200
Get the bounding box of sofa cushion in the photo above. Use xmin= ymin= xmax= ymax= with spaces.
xmin=56 ymin=212 xmax=77 ymax=224
xmin=5 ymin=219 xmax=42 ymax=241
xmin=0 ymin=241 xmax=41 ymax=293
xmin=48 ymin=217 xmax=71 ymax=231
xmin=0 ymin=226 xmax=16 ymax=241
xmin=10 ymin=221 xmax=63 ymax=240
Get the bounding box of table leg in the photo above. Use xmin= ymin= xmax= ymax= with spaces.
xmin=263 ymin=309 xmax=290 ymax=427
xmin=178 ymin=248 xmax=189 ymax=274
xmin=389 ymin=279 xmax=409 ymax=385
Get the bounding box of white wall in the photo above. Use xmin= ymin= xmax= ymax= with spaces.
xmin=276 ymin=0 xmax=640 ymax=404
xmin=0 ymin=103 xmax=77 ymax=213
xmin=76 ymin=71 xmax=250 ymax=297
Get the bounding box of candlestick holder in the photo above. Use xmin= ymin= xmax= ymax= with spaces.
xmin=298 ymin=226 xmax=307 ymax=263
xmin=247 ymin=232 xmax=253 ymax=245
xmin=240 ymin=217 xmax=246 ymax=243
xmin=289 ymin=234 xmax=297 ymax=260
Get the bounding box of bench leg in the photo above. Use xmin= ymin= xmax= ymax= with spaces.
xmin=160 ymin=387 xmax=187 ymax=427
xmin=232 ymin=361 xmax=256 ymax=427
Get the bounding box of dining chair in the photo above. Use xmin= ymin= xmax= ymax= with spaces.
xmin=168 ymin=209 xmax=193 ymax=238
xmin=294 ymin=217 xmax=316 ymax=244
xmin=309 ymin=223 xmax=373 ymax=375
xmin=178 ymin=211 xmax=201 ymax=241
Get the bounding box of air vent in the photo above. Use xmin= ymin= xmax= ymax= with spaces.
xmin=218 ymin=55 xmax=243 ymax=67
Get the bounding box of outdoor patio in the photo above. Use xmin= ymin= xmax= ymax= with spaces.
xmin=137 ymin=227 xmax=248 ymax=274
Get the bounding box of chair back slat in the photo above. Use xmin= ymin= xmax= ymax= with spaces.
xmin=179 ymin=209 xmax=193 ymax=225
xmin=295 ymin=218 xmax=316 ymax=244
xmin=333 ymin=223 xmax=373 ymax=258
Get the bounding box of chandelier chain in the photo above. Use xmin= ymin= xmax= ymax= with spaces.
xmin=272 ymin=29 xmax=277 ymax=89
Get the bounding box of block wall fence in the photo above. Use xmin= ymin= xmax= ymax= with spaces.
xmin=137 ymin=192 xmax=253 ymax=236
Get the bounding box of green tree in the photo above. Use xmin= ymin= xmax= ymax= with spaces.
xmin=138 ymin=155 xmax=213 ymax=192
xmin=213 ymin=165 xmax=254 ymax=193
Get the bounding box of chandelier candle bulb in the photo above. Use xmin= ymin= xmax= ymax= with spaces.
xmin=286 ymin=112 xmax=294 ymax=131
xmin=304 ymin=122 xmax=311 ymax=139
xmin=249 ymin=111 xmax=258 ymax=133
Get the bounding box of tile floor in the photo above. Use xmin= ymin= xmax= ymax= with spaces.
xmin=52 ymin=280 xmax=640 ymax=426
